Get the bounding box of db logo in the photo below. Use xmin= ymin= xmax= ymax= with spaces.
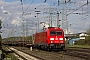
xmin=55 ymin=36 xmax=58 ymax=40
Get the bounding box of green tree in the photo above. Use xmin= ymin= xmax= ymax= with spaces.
xmin=0 ymin=20 xmax=2 ymax=49
xmin=85 ymin=27 xmax=90 ymax=45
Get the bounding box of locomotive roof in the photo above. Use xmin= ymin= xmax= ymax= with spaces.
xmin=35 ymin=27 xmax=63 ymax=34
xmin=47 ymin=27 xmax=63 ymax=29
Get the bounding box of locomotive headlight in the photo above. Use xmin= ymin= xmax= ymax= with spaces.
xmin=50 ymin=38 xmax=54 ymax=40
xmin=51 ymin=41 xmax=53 ymax=43
xmin=60 ymin=38 xmax=63 ymax=40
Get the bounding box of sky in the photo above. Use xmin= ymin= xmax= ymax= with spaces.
xmin=0 ymin=0 xmax=90 ymax=38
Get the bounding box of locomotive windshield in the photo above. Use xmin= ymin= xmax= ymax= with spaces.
xmin=50 ymin=30 xmax=62 ymax=36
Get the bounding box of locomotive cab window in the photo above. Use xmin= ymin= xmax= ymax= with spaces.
xmin=56 ymin=31 xmax=62 ymax=35
xmin=50 ymin=30 xmax=62 ymax=36
xmin=50 ymin=31 xmax=56 ymax=35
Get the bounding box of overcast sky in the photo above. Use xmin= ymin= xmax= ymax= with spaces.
xmin=0 ymin=0 xmax=90 ymax=38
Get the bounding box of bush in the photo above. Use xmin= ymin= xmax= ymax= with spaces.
xmin=76 ymin=39 xmax=86 ymax=45
xmin=76 ymin=27 xmax=90 ymax=45
xmin=85 ymin=27 xmax=90 ymax=45
xmin=0 ymin=35 xmax=2 ymax=49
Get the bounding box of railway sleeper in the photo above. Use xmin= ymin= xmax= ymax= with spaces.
xmin=67 ymin=51 xmax=89 ymax=59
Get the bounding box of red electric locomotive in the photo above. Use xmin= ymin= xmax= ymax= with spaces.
xmin=34 ymin=27 xmax=65 ymax=51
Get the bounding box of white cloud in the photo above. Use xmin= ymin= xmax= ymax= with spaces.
xmin=0 ymin=16 xmax=2 ymax=20
xmin=11 ymin=19 xmax=20 ymax=26
xmin=1 ymin=6 xmax=11 ymax=15
xmin=12 ymin=16 xmax=23 ymax=26
xmin=0 ymin=0 xmax=90 ymax=38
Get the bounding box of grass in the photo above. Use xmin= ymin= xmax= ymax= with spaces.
xmin=66 ymin=44 xmax=90 ymax=49
xmin=2 ymin=46 xmax=19 ymax=60
xmin=65 ymin=40 xmax=90 ymax=49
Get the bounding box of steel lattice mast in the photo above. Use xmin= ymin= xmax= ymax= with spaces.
xmin=62 ymin=0 xmax=68 ymax=34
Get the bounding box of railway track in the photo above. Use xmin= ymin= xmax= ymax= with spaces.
xmin=66 ymin=47 xmax=90 ymax=60
xmin=7 ymin=47 xmax=42 ymax=60
xmin=7 ymin=46 xmax=87 ymax=60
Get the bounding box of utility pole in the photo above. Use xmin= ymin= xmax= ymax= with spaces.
xmin=35 ymin=8 xmax=41 ymax=32
xmin=44 ymin=7 xmax=57 ymax=27
xmin=44 ymin=0 xmax=89 ymax=34
xmin=25 ymin=19 xmax=28 ymax=37
xmin=57 ymin=11 xmax=60 ymax=27
xmin=22 ymin=20 xmax=25 ymax=47
xmin=61 ymin=0 xmax=68 ymax=34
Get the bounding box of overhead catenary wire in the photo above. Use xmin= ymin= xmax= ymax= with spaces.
xmin=22 ymin=0 xmax=34 ymax=16
xmin=67 ymin=1 xmax=89 ymax=16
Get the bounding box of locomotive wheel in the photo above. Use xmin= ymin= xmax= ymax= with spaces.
xmin=61 ymin=46 xmax=65 ymax=50
xmin=47 ymin=46 xmax=51 ymax=52
xmin=44 ymin=46 xmax=48 ymax=51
